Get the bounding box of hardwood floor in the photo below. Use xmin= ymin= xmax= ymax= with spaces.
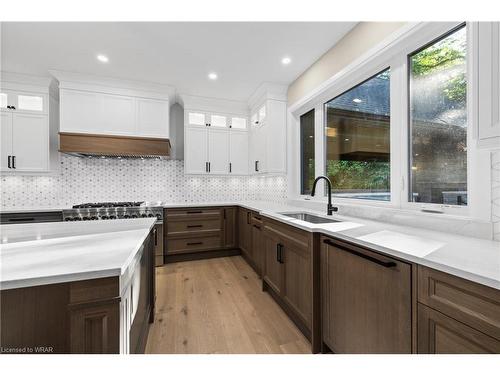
xmin=145 ymin=256 xmax=311 ymax=354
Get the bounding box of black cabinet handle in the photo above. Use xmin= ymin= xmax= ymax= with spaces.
xmin=12 ymin=156 xmax=16 ymax=169
xmin=11 ymin=106 xmax=15 ymax=110
xmin=154 ymin=228 xmax=158 ymax=246
xmin=187 ymin=224 xmax=203 ymax=228
xmin=276 ymin=244 xmax=280 ymax=262
xmin=323 ymin=239 xmax=396 ymax=268
xmin=278 ymin=244 xmax=284 ymax=264
xmin=255 ymin=160 xmax=259 ymax=172
xmin=8 ymin=217 xmax=35 ymax=222
xmin=246 ymin=211 xmax=250 ymax=225
xmin=205 ymin=162 xmax=208 ymax=172
xmin=187 ymin=241 xmax=203 ymax=246
xmin=7 ymin=105 xmax=11 ymax=109
xmin=229 ymin=162 xmax=232 ymax=173
xmin=208 ymin=162 xmax=211 ymax=173
xmin=8 ymin=155 xmax=11 ymax=169
xmin=253 ymin=224 xmax=260 ymax=230
xmin=187 ymin=210 xmax=202 ymax=214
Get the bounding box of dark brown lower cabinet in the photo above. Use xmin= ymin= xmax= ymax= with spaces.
xmin=238 ymin=207 xmax=252 ymax=260
xmin=418 ymin=304 xmax=500 ymax=353
xmin=321 ymin=236 xmax=412 ymax=354
xmin=262 ymin=218 xmax=316 ymax=350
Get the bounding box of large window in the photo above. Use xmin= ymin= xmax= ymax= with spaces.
xmin=409 ymin=25 xmax=467 ymax=206
xmin=300 ymin=109 xmax=315 ymax=194
xmin=325 ymin=69 xmax=391 ymax=201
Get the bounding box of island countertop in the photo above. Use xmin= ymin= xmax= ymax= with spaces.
xmin=0 ymin=218 xmax=156 ymax=290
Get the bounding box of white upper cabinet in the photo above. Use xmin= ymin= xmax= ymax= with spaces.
xmin=248 ymin=84 xmax=287 ymax=175
xmin=210 ymin=114 xmax=227 ymax=128
xmin=136 ymin=98 xmax=169 ymax=138
xmin=477 ymin=22 xmax=500 ymax=149
xmin=1 ymin=74 xmax=58 ymax=174
xmin=185 ymin=127 xmax=208 ymax=174
xmin=53 ymin=71 xmax=174 ymax=139
xmin=60 ymin=88 xmax=169 ymax=138
xmin=230 ymin=116 xmax=247 ymax=130
xmin=207 ymin=129 xmax=230 ymax=174
xmin=229 ymin=131 xmax=248 ymax=175
xmin=188 ymin=111 xmax=207 ymax=127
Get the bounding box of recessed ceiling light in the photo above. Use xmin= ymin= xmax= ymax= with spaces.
xmin=208 ymin=72 xmax=218 ymax=80
xmin=97 ymin=54 xmax=109 ymax=63
xmin=353 ymin=98 xmax=362 ymax=103
xmin=281 ymin=56 xmax=291 ymax=65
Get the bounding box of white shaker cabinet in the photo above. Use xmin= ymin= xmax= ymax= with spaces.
xmin=1 ymin=111 xmax=13 ymax=171
xmin=208 ymin=128 xmax=230 ymax=174
xmin=185 ymin=127 xmax=209 ymax=174
xmin=229 ymin=131 xmax=249 ymax=175
xmin=136 ymin=98 xmax=170 ymax=138
xmin=477 ymin=22 xmax=500 ymax=149
xmin=99 ymin=93 xmax=136 ymax=135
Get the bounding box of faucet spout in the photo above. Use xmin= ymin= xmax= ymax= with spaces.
xmin=311 ymin=176 xmax=338 ymax=216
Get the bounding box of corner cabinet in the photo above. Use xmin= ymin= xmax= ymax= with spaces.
xmin=476 ymin=22 xmax=500 ymax=149
xmin=184 ymin=110 xmax=249 ymax=175
xmin=1 ymin=79 xmax=59 ymax=174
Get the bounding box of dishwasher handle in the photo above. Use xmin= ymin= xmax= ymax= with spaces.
xmin=323 ymin=239 xmax=396 ymax=268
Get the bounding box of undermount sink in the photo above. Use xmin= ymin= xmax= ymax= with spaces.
xmin=279 ymin=212 xmax=341 ymax=224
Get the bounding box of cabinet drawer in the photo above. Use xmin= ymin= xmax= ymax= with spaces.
xmin=418 ymin=266 xmax=500 ymax=341
xmin=418 ymin=304 xmax=500 ymax=353
xmin=165 ymin=208 xmax=221 ymax=221
xmin=166 ymin=218 xmax=221 ymax=235
xmin=166 ymin=235 xmax=221 ymax=255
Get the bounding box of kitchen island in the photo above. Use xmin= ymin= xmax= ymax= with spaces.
xmin=0 ymin=218 xmax=157 ymax=354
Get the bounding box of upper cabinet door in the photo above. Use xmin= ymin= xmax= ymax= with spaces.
xmin=210 ymin=114 xmax=227 ymax=128
xmin=136 ymin=98 xmax=169 ymax=138
xmin=477 ymin=22 xmax=500 ymax=148
xmin=187 ymin=111 xmax=207 ymax=127
xmin=11 ymin=113 xmax=48 ymax=171
xmin=229 ymin=131 xmax=248 ymax=175
xmin=60 ymin=89 xmax=98 ymax=133
xmin=207 ymin=128 xmax=229 ymax=174
xmin=185 ymin=127 xmax=208 ymax=174
xmin=98 ymin=93 xmax=136 ymax=135
xmin=230 ymin=117 xmax=247 ymax=130
xmin=1 ymin=112 xmax=13 ymax=171
xmin=0 ymin=90 xmax=46 ymax=113
xmin=0 ymin=92 xmax=9 ymax=109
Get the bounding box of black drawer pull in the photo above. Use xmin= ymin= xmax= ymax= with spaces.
xmin=253 ymin=224 xmax=260 ymax=229
xmin=187 ymin=241 xmax=203 ymax=246
xmin=186 ymin=211 xmax=202 ymax=214
xmin=8 ymin=217 xmax=35 ymax=222
xmin=323 ymin=239 xmax=396 ymax=268
xmin=187 ymin=224 xmax=203 ymax=228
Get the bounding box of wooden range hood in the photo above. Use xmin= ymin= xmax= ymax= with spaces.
xmin=59 ymin=132 xmax=171 ymax=159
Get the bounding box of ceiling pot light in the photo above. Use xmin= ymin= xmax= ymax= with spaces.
xmin=281 ymin=56 xmax=291 ymax=65
xmin=208 ymin=72 xmax=218 ymax=80
xmin=97 ymin=54 xmax=109 ymax=63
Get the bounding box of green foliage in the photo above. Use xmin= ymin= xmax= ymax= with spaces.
xmin=326 ymin=160 xmax=390 ymax=190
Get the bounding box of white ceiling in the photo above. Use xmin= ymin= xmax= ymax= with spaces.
xmin=1 ymin=22 xmax=356 ymax=101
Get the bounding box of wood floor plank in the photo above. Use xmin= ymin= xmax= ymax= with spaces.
xmin=145 ymin=256 xmax=311 ymax=354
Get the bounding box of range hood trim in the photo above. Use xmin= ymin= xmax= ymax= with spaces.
xmin=59 ymin=132 xmax=171 ymax=159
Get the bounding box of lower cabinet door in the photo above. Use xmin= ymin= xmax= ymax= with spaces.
xmin=262 ymin=231 xmax=283 ymax=295
xmin=282 ymin=242 xmax=312 ymax=329
xmin=321 ymin=238 xmax=412 ymax=353
xmin=251 ymin=223 xmax=263 ymax=275
xmin=418 ymin=304 xmax=500 ymax=353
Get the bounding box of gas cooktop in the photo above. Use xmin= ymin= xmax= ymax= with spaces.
xmin=63 ymin=201 xmax=162 ymax=222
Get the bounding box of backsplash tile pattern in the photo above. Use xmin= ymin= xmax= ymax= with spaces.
xmin=492 ymin=151 xmax=500 ymax=241
xmin=0 ymin=155 xmax=287 ymax=209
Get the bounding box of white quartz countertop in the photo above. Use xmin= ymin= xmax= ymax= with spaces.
xmin=0 ymin=218 xmax=156 ymax=290
xmin=162 ymin=201 xmax=500 ymax=290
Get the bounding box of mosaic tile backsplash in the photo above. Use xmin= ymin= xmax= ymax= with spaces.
xmin=0 ymin=155 xmax=288 ymax=209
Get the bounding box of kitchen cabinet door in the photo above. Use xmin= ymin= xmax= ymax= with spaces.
xmin=229 ymin=131 xmax=248 ymax=175
xmin=223 ymin=207 xmax=237 ymax=248
xmin=282 ymin=241 xmax=312 ymax=328
xmin=418 ymin=304 xmax=500 ymax=353
xmin=98 ymin=93 xmax=136 ymax=135
xmin=238 ymin=208 xmax=251 ymax=258
xmin=185 ymin=127 xmax=208 ymax=174
xmin=12 ymin=112 xmax=48 ymax=172
xmin=136 ymin=98 xmax=169 ymax=138
xmin=321 ymin=237 xmax=412 ymax=353
xmin=60 ymin=89 xmax=98 ymax=133
xmin=262 ymin=231 xmax=283 ymax=295
xmin=207 ymin=128 xmax=229 ymax=174
xmin=477 ymin=22 xmax=500 ymax=148
xmin=1 ymin=111 xmax=13 ymax=171
xmin=250 ymin=125 xmax=266 ymax=174
xmin=251 ymin=222 xmax=264 ymax=275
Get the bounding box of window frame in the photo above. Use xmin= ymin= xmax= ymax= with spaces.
xmin=299 ymin=108 xmax=316 ymax=195
xmin=289 ymin=22 xmax=490 ymax=221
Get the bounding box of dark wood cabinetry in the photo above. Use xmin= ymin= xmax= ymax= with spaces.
xmin=321 ymin=236 xmax=412 ymax=354
xmin=417 ymin=266 xmax=500 ymax=353
xmin=237 ymin=208 xmax=252 ymax=259
xmin=222 ymin=207 xmax=237 ymax=248
xmin=261 ymin=217 xmax=316 ymax=350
